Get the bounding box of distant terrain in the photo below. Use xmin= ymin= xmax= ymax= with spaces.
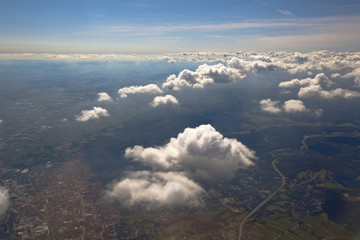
xmin=0 ymin=54 xmax=360 ymax=239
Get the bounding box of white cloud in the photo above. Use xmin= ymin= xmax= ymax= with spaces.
xmin=279 ymin=73 xmax=332 ymax=88
xmin=278 ymin=9 xmax=294 ymax=16
xmin=265 ymin=51 xmax=360 ymax=75
xmin=331 ymin=73 xmax=341 ymax=79
xmin=227 ymin=57 xmax=283 ymax=73
xmin=283 ymin=99 xmax=308 ymax=113
xmin=162 ymin=63 xmax=245 ymax=90
xmin=342 ymin=68 xmax=360 ymax=79
xmin=0 ymin=187 xmax=9 ymax=215
xmin=298 ymin=85 xmax=360 ymax=99
xmin=297 ymin=85 xmax=324 ymax=98
xmin=97 ymin=92 xmax=112 ymax=102
xmin=76 ymin=107 xmax=109 ymax=122
xmin=125 ymin=124 xmax=256 ymax=181
xmin=107 ymin=125 xmax=256 ymax=209
xmin=278 ymin=73 xmax=360 ymax=99
xmin=84 ymin=19 xmax=308 ymax=36
xmin=159 ymin=52 xmax=360 ymax=90
xmin=356 ymin=78 xmax=360 ymax=87
xmin=259 ymin=99 xmax=282 ymax=113
xmin=2 ymin=52 xmax=360 ymax=84
xmin=314 ymin=109 xmax=324 ymax=116
xmin=260 ymin=99 xmax=309 ymax=114
xmin=342 ymin=68 xmax=360 ymax=87
xmin=118 ymin=84 xmax=163 ymax=98
xmin=151 ymin=95 xmax=179 ymax=107
xmin=106 ymin=171 xmax=204 ymax=209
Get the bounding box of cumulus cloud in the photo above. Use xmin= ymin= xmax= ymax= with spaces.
xmin=298 ymin=85 xmax=360 ymax=99
xmin=76 ymin=107 xmax=109 ymax=122
xmin=118 ymin=84 xmax=163 ymax=98
xmin=106 ymin=171 xmax=204 ymax=209
xmin=283 ymin=99 xmax=308 ymax=113
xmin=58 ymin=51 xmax=356 ymax=95
xmin=263 ymin=51 xmax=360 ymax=75
xmin=227 ymin=57 xmax=283 ymax=73
xmin=279 ymin=73 xmax=360 ymax=99
xmin=356 ymin=78 xmax=360 ymax=87
xmin=162 ymin=63 xmax=245 ymax=90
xmin=107 ymin=125 xmax=255 ymax=209
xmin=97 ymin=92 xmax=112 ymax=102
xmin=151 ymin=95 xmax=179 ymax=107
xmin=265 ymin=51 xmax=357 ymax=75
xmin=125 ymin=124 xmax=256 ymax=181
xmin=0 ymin=187 xmax=9 ymax=215
xmin=259 ymin=99 xmax=282 ymax=113
xmin=279 ymin=73 xmax=332 ymax=88
xmin=260 ymin=99 xmax=309 ymax=114
xmin=161 ymin=54 xmax=288 ymax=91
xmin=331 ymin=73 xmax=341 ymax=79
xmin=161 ymin=51 xmax=360 ymax=91
xmin=342 ymin=68 xmax=360 ymax=87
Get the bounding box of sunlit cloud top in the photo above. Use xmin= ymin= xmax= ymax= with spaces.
xmin=0 ymin=0 xmax=360 ymax=54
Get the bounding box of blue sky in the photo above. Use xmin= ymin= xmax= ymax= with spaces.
xmin=1 ymin=0 xmax=360 ymax=53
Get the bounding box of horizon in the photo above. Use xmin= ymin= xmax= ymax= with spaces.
xmin=1 ymin=0 xmax=360 ymax=54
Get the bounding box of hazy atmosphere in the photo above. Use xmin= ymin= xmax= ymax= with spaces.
xmin=0 ymin=1 xmax=360 ymax=239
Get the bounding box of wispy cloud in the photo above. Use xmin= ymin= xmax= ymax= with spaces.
xmin=244 ymin=16 xmax=360 ymax=51
xmin=278 ymin=9 xmax=294 ymax=16
xmin=84 ymin=20 xmax=306 ymax=36
xmin=76 ymin=16 xmax=360 ymax=52
xmin=1 ymin=15 xmax=360 ymax=55
xmin=253 ymin=0 xmax=269 ymax=6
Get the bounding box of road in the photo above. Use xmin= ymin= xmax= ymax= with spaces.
xmin=237 ymin=158 xmax=286 ymax=240
xmin=301 ymin=135 xmax=309 ymax=151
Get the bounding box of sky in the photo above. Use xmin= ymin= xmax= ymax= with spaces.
xmin=0 ymin=0 xmax=360 ymax=54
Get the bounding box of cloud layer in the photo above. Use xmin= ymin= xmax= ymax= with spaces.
xmin=118 ymin=84 xmax=163 ymax=98
xmin=76 ymin=107 xmax=109 ymax=122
